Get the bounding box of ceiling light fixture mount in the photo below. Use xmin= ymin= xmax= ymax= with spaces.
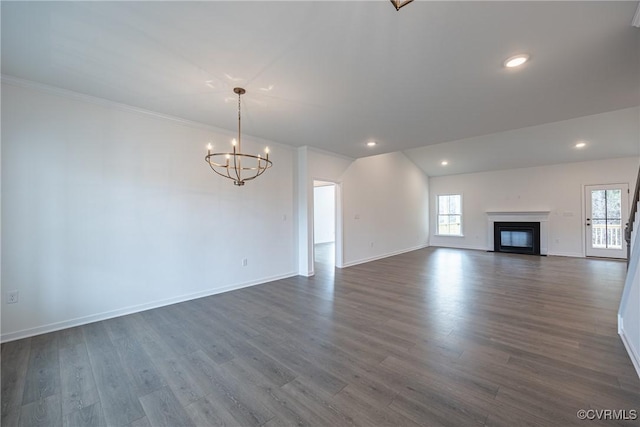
xmin=575 ymin=141 xmax=586 ymax=148
xmin=390 ymin=0 xmax=414 ymax=11
xmin=504 ymin=54 xmax=530 ymax=68
xmin=205 ymin=87 xmax=272 ymax=186
xmin=367 ymin=141 xmax=377 ymax=147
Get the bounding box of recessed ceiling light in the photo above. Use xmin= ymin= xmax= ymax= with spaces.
xmin=367 ymin=141 xmax=377 ymax=147
xmin=441 ymin=160 xmax=449 ymax=166
xmin=575 ymin=141 xmax=586 ymax=148
xmin=504 ymin=54 xmax=529 ymax=68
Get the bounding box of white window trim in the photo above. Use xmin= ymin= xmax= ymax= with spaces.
xmin=435 ymin=193 xmax=464 ymax=237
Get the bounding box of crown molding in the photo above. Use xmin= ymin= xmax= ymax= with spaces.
xmin=0 ymin=74 xmax=295 ymax=151
xmin=1 ymin=74 xmax=216 ymax=130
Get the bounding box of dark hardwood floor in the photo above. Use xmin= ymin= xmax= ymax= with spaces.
xmin=2 ymin=247 xmax=639 ymax=426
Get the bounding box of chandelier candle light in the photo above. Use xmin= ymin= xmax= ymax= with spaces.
xmin=205 ymin=87 xmax=272 ymax=186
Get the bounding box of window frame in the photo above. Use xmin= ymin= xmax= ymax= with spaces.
xmin=436 ymin=193 xmax=464 ymax=237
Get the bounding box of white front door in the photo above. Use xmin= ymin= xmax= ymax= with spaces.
xmin=585 ymin=184 xmax=629 ymax=258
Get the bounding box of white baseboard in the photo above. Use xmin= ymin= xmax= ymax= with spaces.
xmin=422 ymin=244 xmax=587 ymax=259
xmin=341 ymin=243 xmax=429 ymax=268
xmin=0 ymin=271 xmax=297 ymax=343
xmin=620 ymin=323 xmax=640 ymax=380
xmin=429 ymin=244 xmax=488 ymax=252
xmin=618 ymin=314 xmax=623 ymax=335
xmin=546 ymin=251 xmax=584 ymax=258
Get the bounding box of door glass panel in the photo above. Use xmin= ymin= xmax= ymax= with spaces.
xmin=591 ymin=189 xmax=622 ymax=250
xmin=606 ymin=189 xmax=622 ymax=249
xmin=607 ymin=190 xmax=621 ymax=219
xmin=591 ymin=190 xmax=606 ymax=220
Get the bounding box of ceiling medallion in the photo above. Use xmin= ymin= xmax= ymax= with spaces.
xmin=390 ymin=0 xmax=414 ymax=11
xmin=205 ymin=88 xmax=272 ymax=186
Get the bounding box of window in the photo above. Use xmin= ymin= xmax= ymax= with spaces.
xmin=437 ymin=194 xmax=462 ymax=236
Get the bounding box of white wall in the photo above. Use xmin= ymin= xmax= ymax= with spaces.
xmin=1 ymin=82 xmax=297 ymax=341
xmin=308 ymin=148 xmax=353 ymax=182
xmin=619 ymin=196 xmax=640 ymax=378
xmin=298 ymin=148 xmax=352 ymax=275
xmin=429 ymin=157 xmax=640 ymax=257
xmin=2 ymin=82 xmax=431 ymax=339
xmin=620 ymin=250 xmax=640 ymax=377
xmin=298 ymin=149 xmax=430 ymax=274
xmin=341 ymin=152 xmax=430 ymax=266
xmin=313 ymin=185 xmax=335 ymax=244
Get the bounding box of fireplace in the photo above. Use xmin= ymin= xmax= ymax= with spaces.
xmin=487 ymin=211 xmax=550 ymax=255
xmin=494 ymin=222 xmax=541 ymax=255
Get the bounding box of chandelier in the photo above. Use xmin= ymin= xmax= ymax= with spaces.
xmin=205 ymin=87 xmax=272 ymax=186
xmin=390 ymin=0 xmax=414 ymax=11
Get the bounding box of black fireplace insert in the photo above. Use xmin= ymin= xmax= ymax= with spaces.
xmin=494 ymin=222 xmax=541 ymax=255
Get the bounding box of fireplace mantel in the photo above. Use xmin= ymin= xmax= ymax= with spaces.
xmin=486 ymin=211 xmax=551 ymax=254
xmin=486 ymin=210 xmax=551 ymax=217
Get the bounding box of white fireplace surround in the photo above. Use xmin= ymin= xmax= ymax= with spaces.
xmin=487 ymin=211 xmax=551 ymax=255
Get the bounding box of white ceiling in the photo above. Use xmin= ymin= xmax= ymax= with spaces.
xmin=2 ymin=1 xmax=639 ymax=174
xmin=407 ymin=106 xmax=640 ymax=176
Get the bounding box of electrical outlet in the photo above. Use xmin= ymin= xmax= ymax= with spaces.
xmin=7 ymin=290 xmax=18 ymax=304
xmin=242 ymin=258 xmax=248 ymax=267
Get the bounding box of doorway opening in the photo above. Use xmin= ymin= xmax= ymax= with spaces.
xmin=313 ymin=180 xmax=338 ymax=272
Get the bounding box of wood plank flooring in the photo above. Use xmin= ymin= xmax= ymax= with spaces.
xmin=2 ymin=246 xmax=639 ymax=426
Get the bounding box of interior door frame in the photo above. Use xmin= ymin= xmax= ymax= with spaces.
xmin=311 ymin=178 xmax=344 ymax=270
xmin=583 ymin=183 xmax=629 ymax=259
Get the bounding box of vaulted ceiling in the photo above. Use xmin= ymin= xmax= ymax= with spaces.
xmin=2 ymin=1 xmax=639 ymax=174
